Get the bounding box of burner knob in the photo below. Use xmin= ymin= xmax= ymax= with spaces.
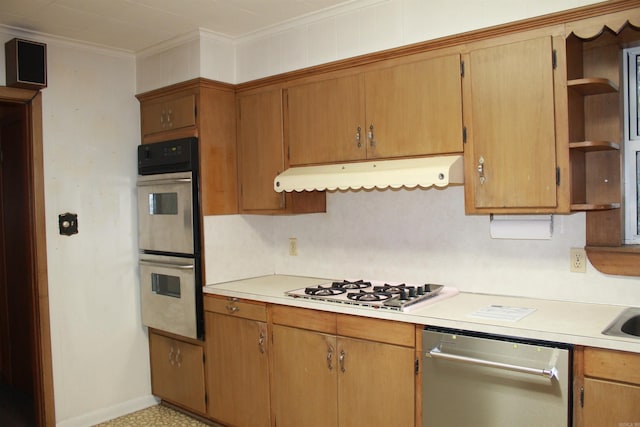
xmin=400 ymin=289 xmax=408 ymax=300
xmin=408 ymin=287 xmax=416 ymax=298
xmin=417 ymin=287 xmax=424 ymax=295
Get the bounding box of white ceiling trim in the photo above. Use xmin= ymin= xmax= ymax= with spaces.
xmin=137 ymin=0 xmax=388 ymax=58
xmin=0 ymin=23 xmax=134 ymax=58
xmin=136 ymin=28 xmax=234 ymax=59
xmin=234 ymin=0 xmax=388 ymax=44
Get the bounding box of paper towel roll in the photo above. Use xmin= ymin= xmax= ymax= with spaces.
xmin=489 ymin=215 xmax=553 ymax=240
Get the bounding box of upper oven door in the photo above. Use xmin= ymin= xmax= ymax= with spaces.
xmin=137 ymin=171 xmax=195 ymax=255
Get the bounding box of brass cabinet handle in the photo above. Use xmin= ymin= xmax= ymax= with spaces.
xmin=225 ymin=304 xmax=239 ymax=313
xmin=477 ymin=156 xmax=486 ymax=185
xmin=356 ymin=126 xmax=362 ymax=148
xmin=225 ymin=297 xmax=240 ymax=313
xmin=167 ymin=108 xmax=173 ymax=128
xmin=258 ymin=330 xmax=266 ymax=354
xmin=175 ymin=347 xmax=182 ymax=368
xmin=368 ymin=124 xmax=375 ymax=147
xmin=327 ymin=345 xmax=334 ymax=370
xmin=168 ymin=345 xmax=175 ymax=366
xmin=339 ymin=349 xmax=346 ymax=373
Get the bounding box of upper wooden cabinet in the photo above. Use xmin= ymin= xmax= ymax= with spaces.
xmin=137 ymin=79 xmax=238 ymax=216
xmin=237 ymin=89 xmax=286 ymax=211
xmin=140 ymin=94 xmax=196 ymax=136
xmin=285 ymin=54 xmax=463 ymax=166
xmin=286 ymin=74 xmax=364 ymax=165
xmin=364 ymin=54 xmax=463 ymax=159
xmin=237 ymin=88 xmax=326 ymax=214
xmin=463 ymin=34 xmax=567 ymax=214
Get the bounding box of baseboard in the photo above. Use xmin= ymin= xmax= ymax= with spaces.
xmin=56 ymin=394 xmax=159 ymax=427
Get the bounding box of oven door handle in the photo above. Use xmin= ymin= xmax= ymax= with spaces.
xmin=428 ymin=347 xmax=558 ymax=380
xmin=139 ymin=260 xmax=194 ymax=270
xmin=137 ymin=178 xmax=192 ymax=186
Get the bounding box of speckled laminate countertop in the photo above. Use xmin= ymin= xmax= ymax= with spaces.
xmin=203 ymin=274 xmax=640 ymax=353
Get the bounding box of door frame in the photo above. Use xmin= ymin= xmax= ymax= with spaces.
xmin=0 ymin=86 xmax=55 ymax=426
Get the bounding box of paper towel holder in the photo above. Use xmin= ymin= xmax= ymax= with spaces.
xmin=489 ymin=214 xmax=553 ymax=240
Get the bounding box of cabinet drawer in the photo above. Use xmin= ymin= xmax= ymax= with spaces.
xmin=584 ymin=347 xmax=640 ymax=385
xmin=203 ymin=295 xmax=267 ymax=322
xmin=337 ymin=314 xmax=414 ymax=347
xmin=141 ymin=94 xmax=196 ymax=136
xmin=271 ymin=305 xmax=337 ymax=334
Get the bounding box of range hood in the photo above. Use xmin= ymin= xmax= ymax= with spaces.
xmin=274 ymin=155 xmax=464 ymax=192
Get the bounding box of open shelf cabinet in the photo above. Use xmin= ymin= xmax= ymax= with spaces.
xmin=565 ymin=12 xmax=640 ymax=275
xmin=566 ymin=33 xmax=622 ymax=220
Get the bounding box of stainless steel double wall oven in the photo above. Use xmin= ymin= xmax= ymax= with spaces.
xmin=137 ymin=137 xmax=203 ymax=340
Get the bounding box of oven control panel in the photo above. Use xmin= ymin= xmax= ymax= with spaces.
xmin=138 ymin=137 xmax=197 ymax=175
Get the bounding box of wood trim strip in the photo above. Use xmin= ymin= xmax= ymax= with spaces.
xmin=136 ymin=77 xmax=235 ymax=101
xmin=586 ymin=246 xmax=640 ymax=276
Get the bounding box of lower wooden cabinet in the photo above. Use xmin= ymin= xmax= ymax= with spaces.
xmin=574 ymin=347 xmax=640 ymax=427
xmin=148 ymin=330 xmax=206 ymax=414
xmin=204 ymin=296 xmax=270 ymax=427
xmin=271 ymin=305 xmax=415 ymax=427
xmin=272 ymin=325 xmax=338 ymax=426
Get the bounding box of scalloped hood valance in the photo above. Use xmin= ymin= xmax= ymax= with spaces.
xmin=273 ymin=155 xmax=464 ymax=192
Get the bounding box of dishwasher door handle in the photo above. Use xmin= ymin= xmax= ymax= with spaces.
xmin=428 ymin=347 xmax=558 ymax=380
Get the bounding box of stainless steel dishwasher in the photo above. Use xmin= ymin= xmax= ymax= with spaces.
xmin=423 ymin=327 xmax=572 ymax=427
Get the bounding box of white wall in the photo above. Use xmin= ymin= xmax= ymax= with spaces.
xmin=271 ymin=189 xmax=640 ymax=307
xmin=234 ymin=0 xmax=602 ymax=83
xmin=136 ymin=30 xmax=235 ymax=94
xmin=0 ymin=29 xmax=153 ymax=426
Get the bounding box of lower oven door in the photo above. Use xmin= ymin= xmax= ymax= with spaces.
xmin=139 ymin=253 xmax=201 ymax=339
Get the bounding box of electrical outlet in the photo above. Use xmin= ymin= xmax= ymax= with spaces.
xmin=289 ymin=238 xmax=298 ymax=256
xmin=570 ymin=248 xmax=586 ymax=273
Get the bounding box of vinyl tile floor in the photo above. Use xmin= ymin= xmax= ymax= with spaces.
xmin=94 ymin=404 xmax=219 ymax=427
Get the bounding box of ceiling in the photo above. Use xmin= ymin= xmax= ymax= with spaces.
xmin=0 ymin=0 xmax=357 ymax=52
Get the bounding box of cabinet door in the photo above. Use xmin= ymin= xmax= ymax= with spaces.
xmin=465 ymin=36 xmax=558 ymax=211
xmin=582 ymin=377 xmax=640 ymax=427
xmin=141 ymin=94 xmax=196 ymax=136
xmin=237 ymin=89 xmax=286 ymax=211
xmin=149 ymin=331 xmax=206 ymax=414
xmin=337 ymin=337 xmax=415 ymax=427
xmin=286 ymin=74 xmax=365 ymax=165
xmin=272 ymin=325 xmax=338 ymax=427
xmin=365 ymin=54 xmax=463 ymax=159
xmin=205 ymin=312 xmax=270 ymax=427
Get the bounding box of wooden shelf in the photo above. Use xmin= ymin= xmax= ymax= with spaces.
xmin=571 ymin=202 xmax=620 ymax=211
xmin=568 ymin=78 xmax=618 ymax=95
xmin=586 ymin=245 xmax=640 ymax=276
xmin=569 ymin=140 xmax=620 ymax=151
